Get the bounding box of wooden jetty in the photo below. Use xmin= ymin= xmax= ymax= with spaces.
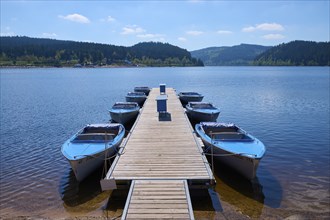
xmin=122 ymin=180 xmax=194 ymax=219
xmin=102 ymin=87 xmax=215 ymax=219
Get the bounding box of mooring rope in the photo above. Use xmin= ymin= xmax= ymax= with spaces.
xmin=102 ymin=131 xmax=109 ymax=179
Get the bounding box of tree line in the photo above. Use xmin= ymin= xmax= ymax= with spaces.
xmin=191 ymin=44 xmax=271 ymax=66
xmin=253 ymin=40 xmax=329 ymax=66
xmin=0 ymin=36 xmax=204 ymax=67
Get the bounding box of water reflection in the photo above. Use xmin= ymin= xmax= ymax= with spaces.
xmin=59 ymin=168 xmax=105 ymax=207
xmin=103 ymin=189 xmax=129 ymax=218
xmin=58 ymin=117 xmax=133 ymax=213
xmin=212 ymin=162 xmax=267 ymax=218
xmin=258 ymin=171 xmax=283 ymax=209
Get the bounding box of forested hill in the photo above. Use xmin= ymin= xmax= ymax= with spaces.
xmin=191 ymin=44 xmax=271 ymax=66
xmin=253 ymin=41 xmax=330 ymax=66
xmin=191 ymin=41 xmax=329 ymax=66
xmin=0 ymin=36 xmax=204 ymax=67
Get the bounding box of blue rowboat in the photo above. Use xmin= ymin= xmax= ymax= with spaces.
xmin=125 ymin=92 xmax=147 ymax=106
xmin=186 ymin=102 xmax=220 ymax=122
xmin=61 ymin=123 xmax=125 ymax=181
xmin=134 ymin=86 xmax=151 ymax=96
xmin=109 ymin=102 xmax=140 ymax=125
xmin=178 ymin=92 xmax=204 ymax=105
xmin=195 ymin=122 xmax=266 ymax=180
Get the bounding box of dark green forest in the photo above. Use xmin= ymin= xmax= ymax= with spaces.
xmin=191 ymin=44 xmax=271 ymax=66
xmin=191 ymin=41 xmax=329 ymax=66
xmin=1 ymin=37 xmax=328 ymax=67
xmin=0 ymin=36 xmax=204 ymax=67
xmin=253 ymin=41 xmax=330 ymax=66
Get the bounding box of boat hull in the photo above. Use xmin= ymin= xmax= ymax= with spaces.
xmin=134 ymin=87 xmax=150 ymax=96
xmin=186 ymin=109 xmax=220 ymax=122
xmin=69 ymin=146 xmax=117 ymax=182
xmin=179 ymin=96 xmax=204 ymax=105
xmin=195 ymin=122 xmax=265 ymax=180
xmin=204 ymin=142 xmax=260 ymax=180
xmin=125 ymin=96 xmax=146 ymax=106
xmin=110 ymin=110 xmax=139 ymax=124
xmin=62 ymin=123 xmax=125 ymax=182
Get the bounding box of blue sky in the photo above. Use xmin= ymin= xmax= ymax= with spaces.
xmin=1 ymin=0 xmax=329 ymax=51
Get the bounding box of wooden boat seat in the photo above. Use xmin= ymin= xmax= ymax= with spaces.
xmin=74 ymin=133 xmax=115 ymax=142
xmin=211 ymin=132 xmax=246 ymax=140
xmin=204 ymin=127 xmax=238 ymax=133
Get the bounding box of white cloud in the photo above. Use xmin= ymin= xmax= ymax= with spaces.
xmin=257 ymin=23 xmax=284 ymax=31
xmin=42 ymin=33 xmax=57 ymax=38
xmin=137 ymin=33 xmax=164 ymax=38
xmin=0 ymin=27 xmax=15 ymax=36
xmin=121 ymin=25 xmax=145 ymax=35
xmin=186 ymin=30 xmax=203 ymax=36
xmin=242 ymin=23 xmax=284 ymax=32
xmin=106 ymin=16 xmax=116 ymax=22
xmin=101 ymin=16 xmax=116 ymax=22
xmin=178 ymin=37 xmax=187 ymax=41
xmin=59 ymin=13 xmax=90 ymax=24
xmin=217 ymin=30 xmax=233 ymax=35
xmin=137 ymin=33 xmax=165 ymax=41
xmin=262 ymin=34 xmax=285 ymax=40
xmin=0 ymin=31 xmax=15 ymax=36
xmin=242 ymin=26 xmax=256 ymax=32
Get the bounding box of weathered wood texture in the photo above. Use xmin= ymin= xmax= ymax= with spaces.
xmin=104 ymin=88 xmax=214 ymax=220
xmin=122 ymin=180 xmax=194 ymax=220
xmin=109 ymin=88 xmax=213 ymax=181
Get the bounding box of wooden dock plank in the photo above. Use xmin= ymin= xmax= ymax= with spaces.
xmin=102 ymin=87 xmax=214 ymax=219
xmin=122 ymin=180 xmax=194 ymax=220
xmin=128 ymin=203 xmax=188 ymax=209
xmin=126 ymin=214 xmax=190 ymax=219
xmin=105 ymin=88 xmax=213 ymax=181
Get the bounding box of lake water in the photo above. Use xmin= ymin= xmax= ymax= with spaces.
xmin=0 ymin=67 xmax=329 ymax=219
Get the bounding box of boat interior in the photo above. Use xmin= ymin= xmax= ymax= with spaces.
xmin=72 ymin=126 xmax=121 ymax=142
xmin=134 ymin=87 xmax=150 ymax=95
xmin=189 ymin=103 xmax=216 ymax=109
xmin=84 ymin=126 xmax=119 ymax=133
xmin=203 ymin=126 xmax=253 ymax=141
xmin=127 ymin=92 xmax=146 ymax=96
xmin=181 ymin=92 xmax=200 ymax=96
xmin=73 ymin=133 xmax=115 ymax=142
xmin=113 ymin=103 xmax=138 ymax=109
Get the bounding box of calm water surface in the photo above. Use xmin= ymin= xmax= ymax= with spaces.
xmin=0 ymin=67 xmax=329 ymax=219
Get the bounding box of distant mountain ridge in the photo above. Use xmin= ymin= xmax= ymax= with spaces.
xmin=1 ymin=37 xmax=329 ymax=67
xmin=191 ymin=44 xmax=271 ymax=66
xmin=254 ymin=40 xmax=330 ymax=66
xmin=0 ymin=36 xmax=203 ymax=67
xmin=191 ymin=41 xmax=329 ymax=66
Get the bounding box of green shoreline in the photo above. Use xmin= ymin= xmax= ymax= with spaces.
xmin=1 ymin=64 xmax=329 ymax=69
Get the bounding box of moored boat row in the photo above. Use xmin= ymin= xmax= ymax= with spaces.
xmin=62 ymin=86 xmax=150 ymax=182
xmin=195 ymin=122 xmax=266 ymax=180
xmin=109 ymin=102 xmax=140 ymax=125
xmin=62 ymin=85 xmax=266 ymax=182
xmin=178 ymin=90 xmax=266 ymax=180
xmin=186 ymin=102 xmax=220 ymax=122
xmin=125 ymin=92 xmax=147 ymax=106
xmin=178 ymin=92 xmax=204 ymax=105
xmin=134 ymin=86 xmax=151 ymax=96
xmin=61 ymin=123 xmax=125 ymax=182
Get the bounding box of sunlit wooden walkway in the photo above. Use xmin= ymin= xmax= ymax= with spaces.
xmin=102 ymin=87 xmax=214 ymax=219
xmin=122 ymin=180 xmax=194 ymax=219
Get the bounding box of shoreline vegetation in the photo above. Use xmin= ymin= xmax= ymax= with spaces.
xmin=0 ymin=36 xmax=329 ymax=67
xmin=191 ymin=41 xmax=330 ymax=66
xmin=0 ymin=36 xmax=204 ymax=68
